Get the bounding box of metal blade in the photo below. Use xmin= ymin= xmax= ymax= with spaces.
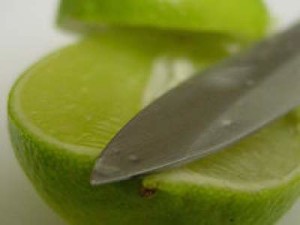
xmin=91 ymin=23 xmax=300 ymax=185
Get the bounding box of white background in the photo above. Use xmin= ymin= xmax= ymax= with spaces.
xmin=0 ymin=0 xmax=300 ymax=224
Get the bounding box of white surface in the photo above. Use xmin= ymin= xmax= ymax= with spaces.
xmin=0 ymin=0 xmax=300 ymax=224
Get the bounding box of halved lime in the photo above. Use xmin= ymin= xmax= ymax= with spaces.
xmin=8 ymin=30 xmax=300 ymax=225
xmin=58 ymin=0 xmax=270 ymax=40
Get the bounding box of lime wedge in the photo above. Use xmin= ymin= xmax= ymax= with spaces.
xmin=58 ymin=0 xmax=270 ymax=40
xmin=8 ymin=30 xmax=300 ymax=225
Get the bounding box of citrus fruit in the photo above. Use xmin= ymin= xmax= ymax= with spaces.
xmin=57 ymin=0 xmax=270 ymax=40
xmin=8 ymin=29 xmax=300 ymax=225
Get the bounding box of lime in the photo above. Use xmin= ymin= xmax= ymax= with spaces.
xmin=57 ymin=0 xmax=270 ymax=40
xmin=8 ymin=29 xmax=300 ymax=225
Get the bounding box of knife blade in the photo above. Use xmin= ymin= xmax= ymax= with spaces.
xmin=91 ymin=23 xmax=300 ymax=186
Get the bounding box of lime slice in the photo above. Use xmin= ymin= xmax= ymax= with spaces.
xmin=8 ymin=30 xmax=300 ymax=225
xmin=57 ymin=0 xmax=270 ymax=40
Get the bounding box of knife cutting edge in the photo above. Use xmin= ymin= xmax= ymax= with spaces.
xmin=91 ymin=23 xmax=300 ymax=186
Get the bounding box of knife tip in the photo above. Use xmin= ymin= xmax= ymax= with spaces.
xmin=90 ymin=172 xmax=111 ymax=186
xmin=90 ymin=157 xmax=130 ymax=186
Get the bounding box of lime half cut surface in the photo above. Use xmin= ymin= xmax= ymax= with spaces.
xmin=8 ymin=30 xmax=300 ymax=225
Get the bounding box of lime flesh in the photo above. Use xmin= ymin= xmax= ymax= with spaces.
xmin=58 ymin=0 xmax=270 ymax=40
xmin=8 ymin=30 xmax=300 ymax=225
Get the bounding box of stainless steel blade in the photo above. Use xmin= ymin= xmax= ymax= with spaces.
xmin=91 ymin=23 xmax=300 ymax=185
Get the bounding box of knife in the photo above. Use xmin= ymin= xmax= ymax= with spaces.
xmin=91 ymin=23 xmax=300 ymax=186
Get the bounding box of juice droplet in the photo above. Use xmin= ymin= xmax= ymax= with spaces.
xmin=221 ymin=119 xmax=233 ymax=127
xmin=128 ymin=154 xmax=139 ymax=162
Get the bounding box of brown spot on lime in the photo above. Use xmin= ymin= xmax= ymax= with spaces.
xmin=140 ymin=187 xmax=157 ymax=198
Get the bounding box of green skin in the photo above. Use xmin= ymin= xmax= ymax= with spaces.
xmin=58 ymin=0 xmax=269 ymax=40
xmin=8 ymin=30 xmax=300 ymax=225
